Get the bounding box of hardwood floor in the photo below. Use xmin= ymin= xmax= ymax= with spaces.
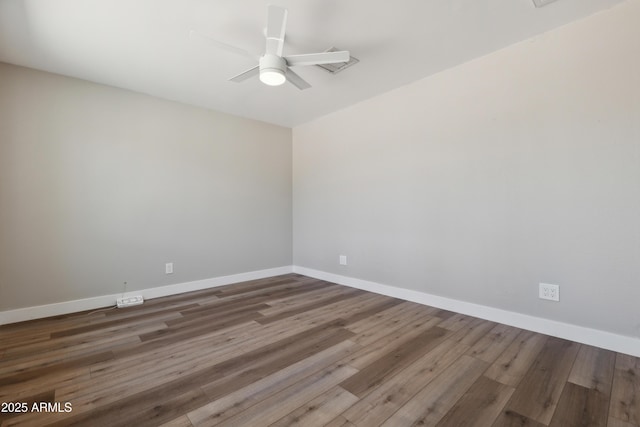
xmin=0 ymin=273 xmax=638 ymax=426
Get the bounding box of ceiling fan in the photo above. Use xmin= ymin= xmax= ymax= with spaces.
xmin=191 ymin=5 xmax=350 ymax=90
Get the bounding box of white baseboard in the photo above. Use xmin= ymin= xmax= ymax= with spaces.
xmin=0 ymin=266 xmax=293 ymax=326
xmin=293 ymin=266 xmax=640 ymax=358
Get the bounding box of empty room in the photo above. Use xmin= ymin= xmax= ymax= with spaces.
xmin=1 ymin=0 xmax=639 ymax=426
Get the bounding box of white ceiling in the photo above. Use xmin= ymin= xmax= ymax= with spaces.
xmin=0 ymin=0 xmax=625 ymax=127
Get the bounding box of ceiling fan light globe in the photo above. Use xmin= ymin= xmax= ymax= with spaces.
xmin=260 ymin=69 xmax=286 ymax=86
xmin=259 ymin=54 xmax=287 ymax=86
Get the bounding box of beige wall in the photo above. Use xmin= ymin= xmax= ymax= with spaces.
xmin=0 ymin=63 xmax=292 ymax=310
xmin=293 ymin=2 xmax=640 ymax=337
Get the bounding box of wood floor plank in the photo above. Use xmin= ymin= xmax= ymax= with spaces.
xmin=0 ymin=314 xmax=105 ymax=338
xmin=345 ymin=300 xmax=435 ymax=335
xmin=344 ymin=315 xmax=442 ymax=369
xmin=2 ymin=321 xmax=159 ymax=362
xmin=210 ymin=277 xmax=298 ymax=297
xmin=104 ymin=290 xmax=370 ymax=365
xmin=0 ymin=334 xmax=142 ymax=377
xmin=176 ymin=296 xmax=270 ymax=318
xmin=435 ymin=376 xmax=515 ymax=427
xmin=255 ymin=288 xmax=365 ymax=324
xmin=446 ymin=316 xmax=498 ymax=347
xmin=167 ymin=302 xmax=271 ymax=327
xmin=484 ymin=329 xmax=548 ymax=387
xmin=0 ymin=351 xmax=114 ymax=387
xmin=247 ymin=291 xmax=382 ymax=332
xmin=609 ymin=353 xmax=640 ymax=426
xmin=63 ymin=388 xmax=209 ymax=427
xmin=208 ymin=279 xmax=332 ymax=305
xmin=212 ymin=363 xmax=358 ymax=427
xmin=61 ymin=314 xmax=309 ymax=396
xmin=549 ymin=382 xmax=609 ymax=427
xmin=607 ymin=417 xmax=638 ymax=427
xmin=268 ymin=386 xmax=359 ymax=427
xmin=138 ymin=310 xmax=263 ymax=342
xmin=141 ymin=309 xmax=264 ymax=341
xmin=341 ymin=297 xmax=405 ymax=325
xmin=86 ymin=320 xmax=264 ymax=381
xmin=158 ymin=415 xmax=193 ymax=427
xmin=380 ymin=355 xmax=488 ymax=426
xmin=438 ymin=313 xmax=476 ymax=331
xmin=60 ymin=320 xmax=354 ymax=417
xmin=466 ymin=323 xmax=522 ymax=363
xmin=324 ymin=415 xmax=357 ymax=427
xmin=347 ymin=303 xmax=436 ymax=344
xmin=0 ymin=332 xmax=53 ymax=352
xmin=0 ymin=366 xmax=91 ymax=402
xmin=186 ymin=340 xmax=358 ymax=425
xmin=198 ymin=325 xmax=355 ymax=402
xmin=0 ymin=273 xmax=634 ymax=427
xmin=568 ymin=344 xmax=616 ymax=395
xmin=339 ymin=326 xmax=449 ymax=397
xmin=503 ymin=336 xmax=581 ymax=425
xmin=491 ymin=410 xmax=547 ymax=427
xmin=257 ymin=284 xmax=349 ymax=315
xmin=341 ymin=339 xmax=470 ymax=426
xmin=48 ymin=303 xmax=199 ymax=338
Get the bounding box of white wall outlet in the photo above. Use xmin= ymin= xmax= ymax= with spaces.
xmin=539 ymin=283 xmax=559 ymax=301
xmin=339 ymin=255 xmax=347 ymax=265
xmin=165 ymin=262 xmax=173 ymax=274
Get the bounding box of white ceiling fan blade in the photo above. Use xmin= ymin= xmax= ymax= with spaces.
xmin=265 ymin=5 xmax=287 ymax=56
xmin=229 ymin=65 xmax=260 ymax=82
xmin=284 ymin=51 xmax=350 ymax=67
xmin=285 ymin=68 xmax=311 ymax=90
xmin=189 ymin=30 xmax=256 ymax=60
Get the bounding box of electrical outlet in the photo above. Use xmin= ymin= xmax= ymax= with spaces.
xmin=165 ymin=262 xmax=173 ymax=274
xmin=117 ymin=295 xmax=144 ymax=308
xmin=539 ymin=283 xmax=559 ymax=301
xmin=339 ymin=255 xmax=347 ymax=265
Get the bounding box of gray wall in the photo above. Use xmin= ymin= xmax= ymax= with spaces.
xmin=293 ymin=3 xmax=640 ymax=337
xmin=0 ymin=63 xmax=292 ymax=310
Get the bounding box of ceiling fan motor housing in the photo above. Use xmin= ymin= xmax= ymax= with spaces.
xmin=259 ymin=54 xmax=287 ymax=86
